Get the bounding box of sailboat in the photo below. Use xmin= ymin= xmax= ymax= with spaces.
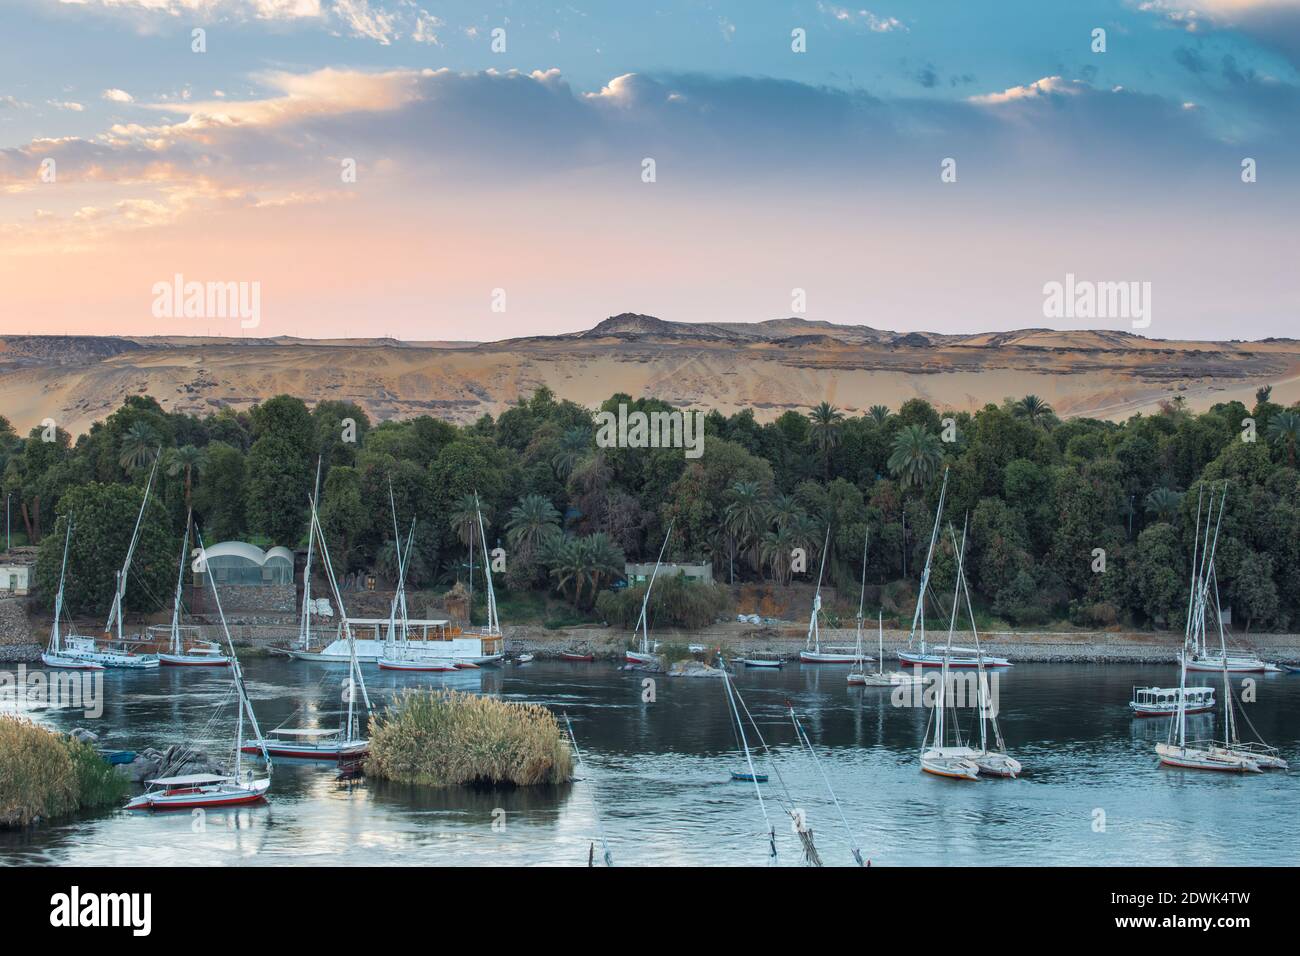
xmin=1156 ymin=484 xmax=1273 ymax=773
xmin=158 ymin=512 xmax=229 ymax=666
xmin=847 ymin=531 xmax=923 ymax=687
xmin=56 ymin=456 xmax=161 ymax=669
xmin=41 ymin=519 xmax=104 ymax=671
xmin=626 ymin=520 xmax=674 ymax=665
xmin=127 ymin=528 xmax=272 ymax=809
xmin=919 ymin=518 xmax=983 ymax=781
xmin=898 ymin=469 xmax=1010 ymax=670
xmin=1178 ymin=486 xmax=1279 ymax=674
xmin=948 ymin=521 xmax=1021 ymax=777
xmin=242 ymin=499 xmax=370 ymax=760
xmin=799 ymin=529 xmax=859 ymax=663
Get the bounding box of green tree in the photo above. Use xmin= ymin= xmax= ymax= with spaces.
xmin=118 ymin=421 xmax=159 ymax=473
xmin=1266 ymin=410 xmax=1300 ymax=468
xmin=506 ymin=494 xmax=562 ymax=563
xmin=887 ymin=424 xmax=944 ymax=490
xmin=1013 ymin=394 xmax=1054 ymax=428
xmin=244 ymin=396 xmax=313 ymax=544
xmin=164 ymin=444 xmax=206 ymax=508
xmin=807 ymin=401 xmax=844 ymax=479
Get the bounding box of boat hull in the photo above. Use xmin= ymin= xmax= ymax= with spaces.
xmin=972 ymin=752 xmax=1022 ymax=778
xmin=799 ymin=649 xmax=868 ymax=664
xmin=241 ymin=740 xmax=369 ymax=760
xmin=898 ymin=650 xmax=1012 ymax=669
xmin=40 ymin=653 xmax=105 ymax=671
xmin=158 ymin=653 xmax=230 ymax=667
xmin=625 ymin=650 xmax=659 ymax=665
xmin=1182 ymin=654 xmax=1279 ymax=673
xmin=376 ymin=658 xmax=459 ymax=672
xmin=739 ymin=659 xmax=784 ymax=668
xmin=1130 ymin=703 xmax=1215 ymax=717
xmin=126 ymin=779 xmax=270 ymax=810
xmin=1155 ymin=743 xmax=1261 ymax=773
xmin=848 ymin=671 xmax=924 ymax=686
xmin=560 ymin=653 xmax=595 ymax=662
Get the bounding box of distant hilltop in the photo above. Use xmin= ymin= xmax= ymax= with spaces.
xmin=1 ymin=315 xmax=1297 ymax=438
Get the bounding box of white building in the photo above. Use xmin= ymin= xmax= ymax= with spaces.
xmin=0 ymin=563 xmax=31 ymax=596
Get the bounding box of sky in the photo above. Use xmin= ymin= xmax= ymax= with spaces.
xmin=0 ymin=0 xmax=1297 ymax=341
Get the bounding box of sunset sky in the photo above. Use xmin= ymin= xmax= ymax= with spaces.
xmin=1 ymin=1 xmax=1297 ymax=341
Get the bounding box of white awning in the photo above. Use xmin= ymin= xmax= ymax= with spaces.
xmin=146 ymin=773 xmax=233 ymax=786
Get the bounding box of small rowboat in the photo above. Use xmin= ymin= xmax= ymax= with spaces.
xmin=738 ymin=657 xmax=784 ymax=668
xmin=100 ymin=749 xmax=137 ymax=766
xmin=731 ymin=771 xmax=768 ymax=783
xmin=1281 ymin=663 xmax=1300 ymax=674
xmin=561 ymin=652 xmax=595 ymax=662
xmin=454 ymin=660 xmax=480 ymax=669
xmin=799 ymin=648 xmax=863 ymax=664
xmin=516 ymin=653 xmax=535 ymax=664
xmin=921 ymin=748 xmax=981 ymax=780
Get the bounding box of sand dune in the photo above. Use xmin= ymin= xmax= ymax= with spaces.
xmin=2 ymin=315 xmax=1297 ymax=437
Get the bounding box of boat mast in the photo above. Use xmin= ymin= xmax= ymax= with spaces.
xmin=635 ymin=520 xmax=674 ymax=655
xmin=806 ymin=527 xmax=830 ymax=654
xmin=169 ymin=511 xmax=192 ymax=656
xmin=907 ymin=467 xmax=949 ymax=655
xmin=299 ymin=456 xmax=322 ymax=651
xmin=853 ymin=530 xmax=867 ymax=670
xmin=197 ymin=527 xmax=272 ymax=773
xmin=104 ymin=452 xmax=160 ymax=642
xmin=719 ymin=655 xmax=777 ymax=865
xmin=474 ymin=492 xmax=499 ymax=637
xmin=49 ymin=518 xmax=74 ymax=656
xmin=309 ymin=500 xmax=371 ymax=718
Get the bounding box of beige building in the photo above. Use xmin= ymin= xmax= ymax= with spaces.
xmin=0 ymin=563 xmax=31 ymax=596
xmin=624 ymin=562 xmax=713 ymax=585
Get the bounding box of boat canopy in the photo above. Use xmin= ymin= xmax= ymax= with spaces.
xmin=146 ymin=773 xmax=234 ymax=786
xmin=268 ymin=728 xmax=339 ymax=737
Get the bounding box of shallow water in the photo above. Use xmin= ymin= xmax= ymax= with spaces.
xmin=3 ymin=657 xmax=1298 ymax=866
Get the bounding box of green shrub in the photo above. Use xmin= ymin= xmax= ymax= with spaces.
xmin=596 ymin=574 xmax=732 ymax=630
xmin=366 ymin=690 xmax=573 ymax=787
xmin=0 ymin=717 xmax=127 ymax=828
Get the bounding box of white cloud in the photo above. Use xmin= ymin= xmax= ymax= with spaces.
xmin=103 ymin=88 xmax=135 ymax=103
xmin=49 ymin=100 xmax=86 ymax=111
xmin=817 ymin=3 xmax=907 ymax=32
xmin=969 ymin=75 xmax=1088 ymax=104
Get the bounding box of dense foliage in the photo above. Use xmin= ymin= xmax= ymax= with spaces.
xmin=0 ymin=718 xmax=129 ymax=828
xmin=3 ymin=384 xmax=1298 ymax=631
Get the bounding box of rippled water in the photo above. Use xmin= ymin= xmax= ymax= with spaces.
xmin=3 ymin=657 xmax=1298 ymax=866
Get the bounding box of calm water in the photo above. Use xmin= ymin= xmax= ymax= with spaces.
xmin=3 ymin=658 xmax=1298 ymax=866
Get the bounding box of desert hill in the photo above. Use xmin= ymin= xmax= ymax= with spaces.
xmin=2 ymin=316 xmax=1298 ymax=438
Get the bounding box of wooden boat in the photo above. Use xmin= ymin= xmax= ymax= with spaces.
xmin=626 ymin=521 xmax=673 ymax=664
xmin=898 ymin=648 xmax=1012 ymax=669
xmin=847 ymin=532 xmax=924 ymax=688
xmin=1156 ymin=742 xmax=1260 ymax=773
xmin=241 ymin=727 xmax=368 ymax=760
xmin=731 ymin=771 xmax=768 ymax=782
xmin=920 ymin=748 xmax=981 ymax=780
xmin=377 ymin=657 xmax=458 ymax=671
xmin=1130 ymin=685 xmax=1215 ymax=717
xmin=1182 ymin=652 xmax=1279 ymax=674
xmin=738 ymin=656 xmax=784 ymax=668
xmin=129 ymin=534 xmax=272 ymax=811
xmin=157 ymin=513 xmax=230 ymax=667
xmin=516 ymin=653 xmax=535 ymax=664
xmin=560 ymin=651 xmax=595 ymax=662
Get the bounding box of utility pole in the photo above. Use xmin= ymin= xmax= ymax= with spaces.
xmin=5 ymin=493 xmax=10 ymax=552
xmin=901 ymin=509 xmax=907 ymax=579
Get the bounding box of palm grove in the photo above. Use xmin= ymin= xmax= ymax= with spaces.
xmin=3 ymin=386 xmax=1300 ymax=633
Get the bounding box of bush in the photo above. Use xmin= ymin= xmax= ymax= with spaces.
xmin=365 ymin=690 xmax=573 ymax=787
xmin=595 ymin=574 xmax=732 ymax=630
xmin=0 ymin=717 xmax=127 ymax=828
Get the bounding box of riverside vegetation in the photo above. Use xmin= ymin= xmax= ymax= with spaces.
xmin=3 ymin=385 xmax=1300 ymax=633
xmin=365 ymin=690 xmax=573 ymax=787
xmin=0 ymin=717 xmax=128 ymax=828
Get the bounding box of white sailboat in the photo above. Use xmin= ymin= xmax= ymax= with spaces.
xmin=847 ymin=530 xmax=924 ymax=687
xmin=243 ymin=499 xmax=370 ymax=760
xmin=799 ymin=528 xmax=859 ymax=663
xmin=158 ymin=512 xmax=229 ymax=667
xmin=57 ymin=457 xmax=161 ymax=669
xmin=626 ymin=520 xmax=674 ymax=665
xmin=41 ymin=519 xmax=104 ymax=671
xmin=897 ymin=469 xmax=1011 ymax=670
xmin=948 ymin=521 xmax=1021 ymax=777
xmin=1156 ymin=484 xmax=1271 ymax=773
xmin=127 ymin=528 xmax=272 ymax=810
xmin=919 ymin=517 xmax=982 ymax=780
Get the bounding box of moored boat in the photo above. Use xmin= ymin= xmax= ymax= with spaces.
xmin=799 ymin=528 xmax=860 ymax=664
xmin=626 ymin=521 xmax=674 ymax=665
xmin=1130 ymin=685 xmax=1215 ymax=718
xmin=155 ymin=512 xmax=230 ymax=668
xmin=561 ymin=651 xmax=595 ymax=662
xmin=241 ymin=727 xmax=369 ymax=760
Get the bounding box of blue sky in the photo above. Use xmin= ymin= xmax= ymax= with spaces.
xmin=1 ymin=1 xmax=1297 ymax=340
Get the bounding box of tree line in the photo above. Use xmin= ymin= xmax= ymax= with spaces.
xmin=3 ymin=385 xmax=1299 ymax=632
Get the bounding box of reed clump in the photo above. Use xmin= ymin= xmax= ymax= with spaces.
xmin=365 ymin=690 xmax=573 ymax=787
xmin=0 ymin=717 xmax=128 ymax=828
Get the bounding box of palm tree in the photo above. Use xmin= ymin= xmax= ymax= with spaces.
xmin=164 ymin=444 xmax=206 ymax=507
xmin=887 ymin=424 xmax=944 ymax=489
xmin=723 ymin=480 xmax=769 ymax=581
xmin=1013 ymin=394 xmax=1053 ymax=427
xmin=551 ymin=426 xmax=590 ymax=479
xmin=759 ymin=526 xmax=797 ymax=586
xmin=448 ymin=493 xmax=485 ymax=603
xmin=584 ymin=532 xmax=625 ymax=597
xmin=867 ymin=405 xmax=891 ymax=427
xmin=1144 ymin=487 xmax=1182 ymax=523
xmin=1256 ymin=385 xmax=1273 ymax=405
xmin=119 ymin=421 xmax=160 ymax=473
xmin=506 ymin=494 xmax=561 ymax=562
xmin=807 ymin=401 xmax=844 ymax=478
xmin=1267 ymin=410 xmax=1300 ymax=468
xmin=767 ymin=493 xmax=800 ymax=531
xmin=568 ymin=450 xmax=612 ymax=496
xmin=545 ymin=533 xmax=624 ymax=608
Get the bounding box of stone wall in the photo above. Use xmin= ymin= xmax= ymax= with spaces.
xmin=189 ymin=583 xmax=296 ymax=615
